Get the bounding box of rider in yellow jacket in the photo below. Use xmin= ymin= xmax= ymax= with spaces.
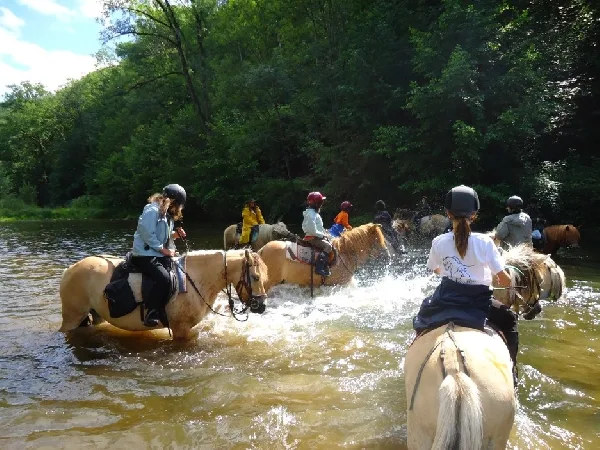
xmin=239 ymin=199 xmax=265 ymax=245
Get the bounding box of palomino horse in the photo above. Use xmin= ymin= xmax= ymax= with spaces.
xmin=394 ymin=214 xmax=450 ymax=242
xmin=494 ymin=244 xmax=565 ymax=316
xmin=404 ymin=322 xmax=516 ymax=450
xmin=59 ymin=250 xmax=268 ymax=340
xmin=542 ymin=224 xmax=580 ymax=256
xmin=223 ymin=222 xmax=293 ymax=251
xmin=258 ymin=223 xmax=387 ymax=290
xmin=404 ymin=245 xmax=559 ymax=449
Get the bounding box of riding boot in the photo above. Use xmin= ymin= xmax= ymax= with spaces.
xmin=504 ymin=330 xmax=520 ymax=387
xmin=315 ymin=252 xmax=331 ymax=277
xmin=143 ymin=308 xmax=160 ymax=327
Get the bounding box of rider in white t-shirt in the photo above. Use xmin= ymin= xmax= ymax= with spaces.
xmin=427 ymin=231 xmax=504 ymax=286
xmin=414 ymin=185 xmax=520 ymax=386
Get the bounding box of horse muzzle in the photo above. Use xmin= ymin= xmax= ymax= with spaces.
xmin=249 ymin=295 xmax=267 ymax=314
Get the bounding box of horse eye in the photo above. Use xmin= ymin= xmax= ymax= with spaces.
xmin=252 ymin=274 xmax=260 ymax=282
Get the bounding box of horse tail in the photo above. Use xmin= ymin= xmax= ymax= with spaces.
xmin=431 ymin=372 xmax=483 ymax=450
xmin=432 ymin=331 xmax=483 ymax=450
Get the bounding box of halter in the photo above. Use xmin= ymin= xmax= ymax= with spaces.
xmin=223 ymin=251 xmax=267 ymax=321
xmin=495 ymin=264 xmax=541 ymax=319
xmin=173 ymin=240 xmax=265 ymax=321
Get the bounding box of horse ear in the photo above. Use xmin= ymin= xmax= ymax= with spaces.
xmin=565 ymin=225 xmax=570 ymax=231
xmin=244 ymin=249 xmax=251 ymax=261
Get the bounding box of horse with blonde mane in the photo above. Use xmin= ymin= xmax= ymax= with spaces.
xmin=59 ymin=250 xmax=268 ymax=340
xmin=258 ymin=223 xmax=386 ymax=290
xmin=404 ymin=243 xmax=565 ymax=449
xmin=223 ymin=222 xmax=293 ymax=251
xmin=542 ymin=224 xmax=580 ymax=256
xmin=494 ymin=244 xmax=565 ymax=316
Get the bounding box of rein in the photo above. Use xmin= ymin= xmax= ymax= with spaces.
xmin=174 ymin=232 xmax=257 ymax=321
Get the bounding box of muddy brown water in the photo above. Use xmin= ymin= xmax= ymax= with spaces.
xmin=0 ymin=220 xmax=598 ymax=449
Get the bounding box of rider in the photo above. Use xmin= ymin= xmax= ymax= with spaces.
xmin=239 ymin=199 xmax=265 ymax=247
xmin=302 ymin=191 xmax=332 ymax=276
xmin=413 ymin=185 xmax=520 ymax=384
xmin=494 ymin=195 xmax=533 ymax=248
xmin=330 ymin=200 xmax=353 ymax=237
xmin=373 ymin=200 xmax=404 ymax=253
xmin=413 ymin=195 xmax=432 ymax=228
xmin=524 ymin=198 xmax=546 ymax=250
xmin=131 ymin=184 xmax=187 ymax=327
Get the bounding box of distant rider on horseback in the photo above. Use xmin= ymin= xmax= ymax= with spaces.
xmin=302 ymin=192 xmax=332 ymax=276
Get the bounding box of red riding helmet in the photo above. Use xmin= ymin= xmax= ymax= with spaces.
xmin=341 ymin=201 xmax=352 ymax=211
xmin=307 ymin=191 xmax=326 ymax=206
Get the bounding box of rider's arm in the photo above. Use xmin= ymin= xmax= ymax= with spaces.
xmin=255 ymin=206 xmax=265 ymax=224
xmin=426 ymin=241 xmax=440 ymax=274
xmin=495 ymin=217 xmax=509 ymax=240
xmin=137 ymin=206 xmax=163 ymax=252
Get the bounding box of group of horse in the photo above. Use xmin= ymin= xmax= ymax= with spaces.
xmin=58 ymin=217 xmax=578 ymax=449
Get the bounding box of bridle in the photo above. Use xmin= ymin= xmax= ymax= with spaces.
xmin=223 ymin=251 xmax=267 ymax=320
xmin=174 ymin=233 xmax=266 ymax=321
xmin=498 ymin=264 xmax=541 ymax=319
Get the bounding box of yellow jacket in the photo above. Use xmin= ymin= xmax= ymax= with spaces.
xmin=240 ymin=205 xmax=265 ymax=244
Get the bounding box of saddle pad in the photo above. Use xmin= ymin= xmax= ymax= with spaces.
xmin=173 ymin=255 xmax=187 ymax=293
xmin=285 ymin=241 xmax=315 ymax=264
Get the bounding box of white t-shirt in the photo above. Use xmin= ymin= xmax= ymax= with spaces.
xmin=427 ymin=232 xmax=505 ymax=286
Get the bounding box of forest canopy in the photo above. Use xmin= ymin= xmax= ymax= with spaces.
xmin=1 ymin=0 xmax=598 ymax=227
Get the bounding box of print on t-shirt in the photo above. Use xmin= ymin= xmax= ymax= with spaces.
xmin=442 ymin=256 xmax=475 ymax=284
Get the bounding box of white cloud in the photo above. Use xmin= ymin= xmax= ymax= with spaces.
xmin=77 ymin=0 xmax=104 ymax=19
xmin=0 ymin=7 xmax=25 ymax=34
xmin=0 ymin=26 xmax=97 ymax=98
xmin=16 ymin=0 xmax=75 ymax=21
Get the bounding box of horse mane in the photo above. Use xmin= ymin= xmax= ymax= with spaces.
xmin=333 ymin=223 xmax=386 ymax=256
xmin=187 ymin=248 xmax=269 ymax=278
xmin=544 ymin=224 xmax=580 ymax=245
xmin=502 ymin=244 xmax=547 ymax=274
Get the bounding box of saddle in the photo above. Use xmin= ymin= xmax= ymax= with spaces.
xmin=103 ymin=252 xmax=182 ymax=326
xmin=284 ymin=241 xmax=337 ymax=267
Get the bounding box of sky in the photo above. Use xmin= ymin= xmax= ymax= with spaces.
xmin=0 ymin=0 xmax=104 ymax=98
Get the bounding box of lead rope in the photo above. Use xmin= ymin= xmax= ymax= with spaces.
xmin=222 ymin=251 xmax=250 ymax=322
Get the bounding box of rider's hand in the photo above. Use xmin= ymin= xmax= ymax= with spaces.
xmin=160 ymin=247 xmax=175 ymax=257
xmin=175 ymin=227 xmax=186 ymax=239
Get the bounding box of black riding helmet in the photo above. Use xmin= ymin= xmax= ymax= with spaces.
xmin=506 ymin=195 xmax=523 ymax=209
xmin=444 ymin=185 xmax=480 ymax=218
xmin=163 ymin=184 xmax=186 ymax=206
xmin=375 ymin=200 xmax=386 ymax=211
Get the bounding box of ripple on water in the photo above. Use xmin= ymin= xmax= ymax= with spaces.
xmin=0 ymin=222 xmax=599 ymax=449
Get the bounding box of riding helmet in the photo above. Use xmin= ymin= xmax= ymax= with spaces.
xmin=163 ymin=184 xmax=186 ymax=206
xmin=506 ymin=195 xmax=523 ymax=209
xmin=341 ymin=201 xmax=352 ymax=211
xmin=444 ymin=185 xmax=480 ymax=218
xmin=307 ymin=192 xmax=326 ymax=206
xmin=375 ymin=200 xmax=386 ymax=211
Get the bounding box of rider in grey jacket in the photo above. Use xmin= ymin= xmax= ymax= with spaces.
xmin=495 ymin=196 xmax=533 ymax=248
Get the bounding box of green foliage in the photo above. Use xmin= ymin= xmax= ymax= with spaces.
xmin=0 ymin=0 xmax=599 ymax=227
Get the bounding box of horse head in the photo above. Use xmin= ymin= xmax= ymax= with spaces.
xmin=562 ymin=225 xmax=581 ymax=247
xmin=229 ymin=249 xmax=269 ymax=314
xmin=494 ymin=244 xmax=549 ymax=320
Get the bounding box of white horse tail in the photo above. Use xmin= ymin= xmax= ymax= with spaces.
xmin=432 ymin=337 xmax=483 ymax=450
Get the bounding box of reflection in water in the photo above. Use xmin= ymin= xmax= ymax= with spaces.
xmin=0 ymin=220 xmax=599 ymax=449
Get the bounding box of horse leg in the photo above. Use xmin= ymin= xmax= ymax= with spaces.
xmin=90 ymin=309 xmax=105 ymax=325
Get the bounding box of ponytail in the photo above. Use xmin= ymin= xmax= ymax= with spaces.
xmin=448 ymin=212 xmax=475 ymax=258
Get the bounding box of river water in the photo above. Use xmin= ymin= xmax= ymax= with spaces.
xmin=0 ymin=220 xmax=598 ymax=449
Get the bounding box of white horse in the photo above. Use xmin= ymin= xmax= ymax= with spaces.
xmin=223 ymin=221 xmax=293 ymax=251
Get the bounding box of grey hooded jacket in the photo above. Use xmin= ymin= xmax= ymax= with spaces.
xmin=495 ymin=212 xmax=533 ymax=247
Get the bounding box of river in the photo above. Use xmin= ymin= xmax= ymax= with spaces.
xmin=0 ymin=220 xmax=598 ymax=449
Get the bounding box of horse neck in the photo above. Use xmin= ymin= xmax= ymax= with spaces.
xmin=335 ymin=229 xmax=379 ymax=269
xmin=185 ymin=252 xmax=228 ymax=303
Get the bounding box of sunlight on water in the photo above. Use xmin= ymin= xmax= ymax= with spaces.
xmin=0 ymin=221 xmax=599 ymax=448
